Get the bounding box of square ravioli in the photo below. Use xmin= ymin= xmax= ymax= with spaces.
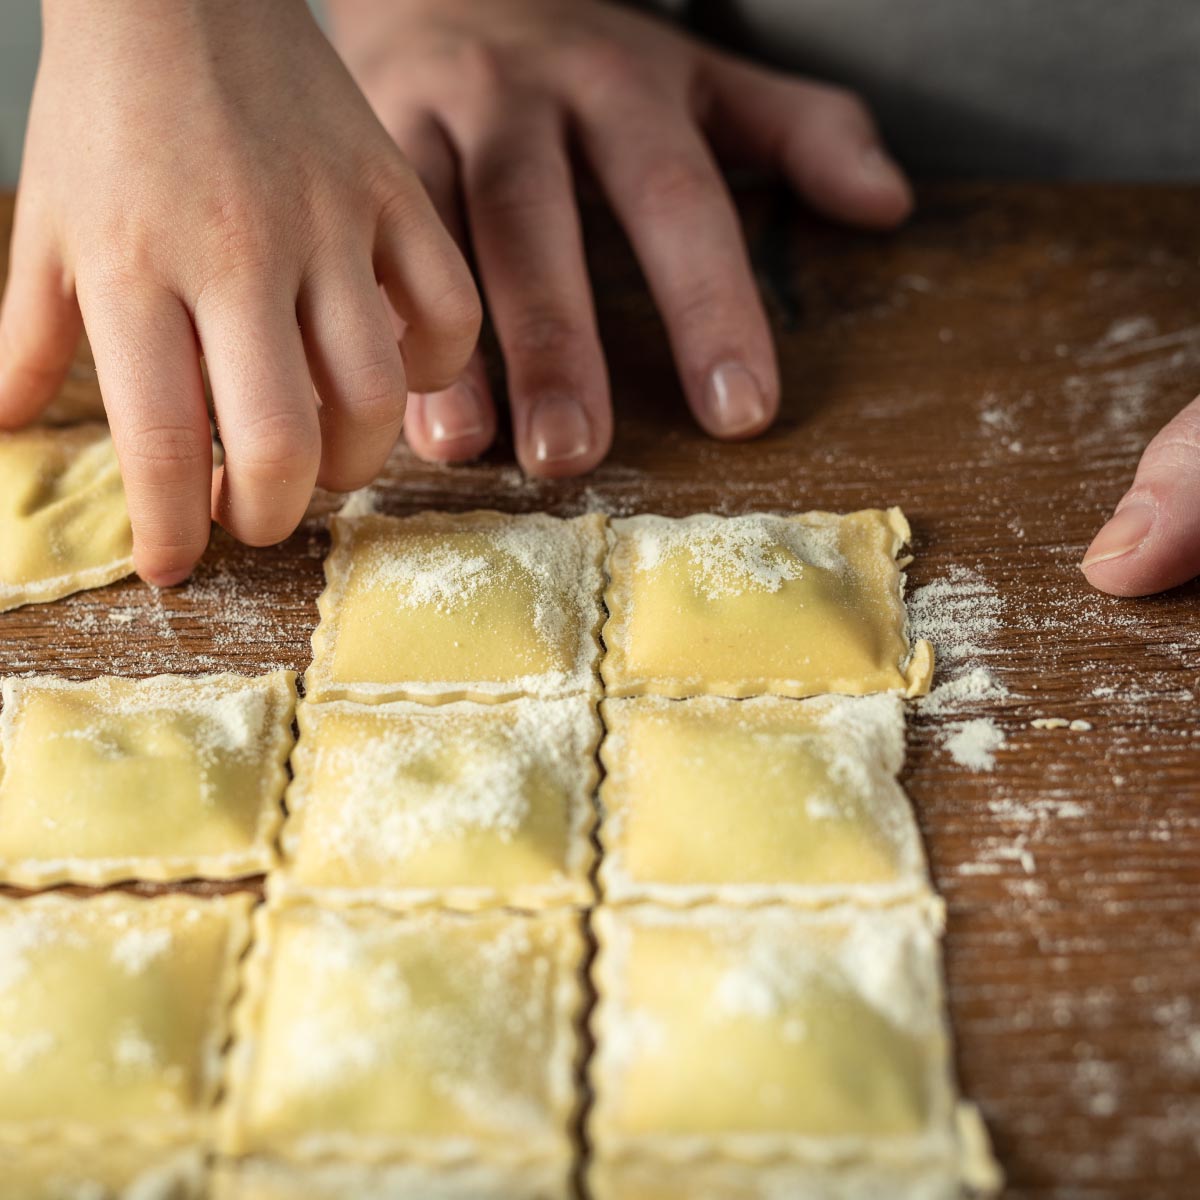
xmin=0 ymin=672 xmax=296 ymax=887
xmin=210 ymin=1159 xmax=568 ymax=1200
xmin=590 ymin=905 xmax=962 ymax=1165
xmin=0 ymin=892 xmax=252 ymax=1143
xmin=0 ymin=424 xmax=133 ymax=612
xmin=306 ymin=511 xmax=606 ymax=703
xmin=598 ymin=693 xmax=930 ymax=907
xmin=0 ymin=1147 xmax=206 ymax=1200
xmin=276 ymin=696 xmax=598 ymax=910
xmin=588 ymin=1158 xmax=962 ymax=1200
xmin=601 ymin=509 xmax=933 ymax=699
xmin=221 ymin=905 xmax=584 ymax=1163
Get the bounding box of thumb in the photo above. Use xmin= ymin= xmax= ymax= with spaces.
xmin=1081 ymin=392 xmax=1200 ymax=596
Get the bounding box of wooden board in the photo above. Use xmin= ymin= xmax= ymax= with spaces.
xmin=2 ymin=184 xmax=1199 ymax=1198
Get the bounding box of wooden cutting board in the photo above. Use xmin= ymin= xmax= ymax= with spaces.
xmin=2 ymin=183 xmax=1198 ymax=1199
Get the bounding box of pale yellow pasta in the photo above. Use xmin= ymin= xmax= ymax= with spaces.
xmin=0 ymin=425 xmax=133 ymax=612
xmin=598 ymin=693 xmax=930 ymax=907
xmin=306 ymin=511 xmax=605 ymax=704
xmin=220 ymin=905 xmax=583 ymax=1164
xmin=276 ymin=696 xmax=598 ymax=910
xmin=590 ymin=905 xmax=964 ymax=1164
xmin=0 ymin=672 xmax=296 ymax=886
xmin=0 ymin=892 xmax=253 ymax=1145
xmin=589 ymin=1158 xmax=961 ymax=1200
xmin=601 ymin=509 xmax=933 ymax=699
xmin=210 ymin=1159 xmax=568 ymax=1200
xmin=0 ymin=1147 xmax=206 ymax=1200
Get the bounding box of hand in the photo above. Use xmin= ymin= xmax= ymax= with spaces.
xmin=0 ymin=0 xmax=479 ymax=585
xmin=1082 ymin=397 xmax=1200 ymax=595
xmin=327 ymin=0 xmax=912 ymax=477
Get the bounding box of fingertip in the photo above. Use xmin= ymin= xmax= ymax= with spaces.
xmin=694 ymin=361 xmax=779 ymax=441
xmin=517 ymin=393 xmax=610 ymax=480
xmin=854 ymin=146 xmax=914 ymax=227
xmin=1080 ymin=496 xmax=1200 ymax=596
xmin=406 ymin=367 xmax=497 ymax=464
xmin=133 ymin=540 xmax=205 ymax=590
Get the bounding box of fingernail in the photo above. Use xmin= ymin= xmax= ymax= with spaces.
xmin=1081 ymin=499 xmax=1156 ymax=570
xmin=860 ymin=144 xmax=902 ymax=186
xmin=530 ymin=395 xmax=592 ymax=466
xmin=706 ymin=362 xmax=767 ymax=435
xmin=424 ymin=384 xmax=487 ymax=444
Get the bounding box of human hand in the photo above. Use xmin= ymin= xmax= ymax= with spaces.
xmin=1082 ymin=397 xmax=1200 ymax=595
xmin=0 ymin=0 xmax=479 ymax=585
xmin=327 ymin=0 xmax=912 ymax=477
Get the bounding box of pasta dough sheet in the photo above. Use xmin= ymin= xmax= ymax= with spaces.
xmin=598 ymin=693 xmax=932 ymax=908
xmin=0 ymin=424 xmax=133 ymax=612
xmin=601 ymin=509 xmax=933 ymax=699
xmin=275 ymin=696 xmax=598 ymax=911
xmin=0 ymin=892 xmax=253 ymax=1146
xmin=210 ymin=1159 xmax=568 ymax=1200
xmin=306 ymin=511 xmax=606 ymax=704
xmin=220 ymin=904 xmax=583 ymax=1166
xmin=0 ymin=1147 xmax=207 ymax=1200
xmin=590 ymin=904 xmax=987 ymax=1183
xmin=588 ymin=1157 xmax=962 ymax=1200
xmin=0 ymin=672 xmax=296 ymax=887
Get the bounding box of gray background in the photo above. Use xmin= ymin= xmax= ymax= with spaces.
xmin=2 ymin=0 xmax=1198 ymax=187
xmin=0 ymin=2 xmax=38 ymax=186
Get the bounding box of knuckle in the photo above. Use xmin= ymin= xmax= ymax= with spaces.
xmin=121 ymin=422 xmax=210 ymax=485
xmin=472 ymin=152 xmax=570 ymax=218
xmin=1146 ymin=407 xmax=1200 ymax=470
xmin=450 ymin=42 xmax=509 ymax=105
xmin=229 ymin=408 xmax=319 ymax=479
xmin=339 ymin=357 xmax=407 ymax=430
xmin=507 ymin=309 xmax=589 ymax=360
xmin=193 ymin=192 xmax=286 ymax=301
xmin=568 ymin=38 xmax=654 ymax=103
xmin=76 ymin=252 xmax=152 ymax=306
xmin=446 ymin=282 xmax=484 ymax=342
xmin=634 ymin=156 xmax=720 ymax=219
xmin=668 ymin=278 xmax=738 ymax=337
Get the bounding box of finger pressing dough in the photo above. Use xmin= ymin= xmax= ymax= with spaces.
xmin=275 ymin=696 xmax=598 ymax=911
xmin=598 ymin=693 xmax=931 ymax=908
xmin=0 ymin=672 xmax=296 ymax=887
xmin=601 ymin=509 xmax=933 ymax=699
xmin=590 ymin=904 xmax=983 ymax=1177
xmin=0 ymin=424 xmax=134 ymax=612
xmin=306 ymin=511 xmax=606 ymax=704
xmin=220 ymin=905 xmax=583 ymax=1166
xmin=0 ymin=892 xmax=253 ymax=1145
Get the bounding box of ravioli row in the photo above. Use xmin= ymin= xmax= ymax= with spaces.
xmin=308 ymin=507 xmax=933 ymax=703
xmin=0 ymin=674 xmax=930 ymax=908
xmin=0 ymin=893 xmax=989 ymax=1199
xmin=1 ymin=427 xmax=933 ymax=700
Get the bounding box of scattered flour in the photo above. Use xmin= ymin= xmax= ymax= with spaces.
xmin=942 ymin=718 xmax=1007 ymax=773
xmin=625 ymin=513 xmax=846 ymax=601
xmin=111 ymin=926 xmax=173 ymax=974
xmin=922 ymin=665 xmax=1009 ymax=717
xmin=907 ymin=565 xmax=1003 ymax=672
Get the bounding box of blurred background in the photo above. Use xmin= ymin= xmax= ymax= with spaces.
xmin=2 ymin=0 xmax=1199 ymax=186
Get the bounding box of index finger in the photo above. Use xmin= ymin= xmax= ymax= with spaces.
xmin=76 ymin=275 xmax=212 ymax=586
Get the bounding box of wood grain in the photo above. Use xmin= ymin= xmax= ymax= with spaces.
xmin=2 ymin=185 xmax=1199 ymax=1198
